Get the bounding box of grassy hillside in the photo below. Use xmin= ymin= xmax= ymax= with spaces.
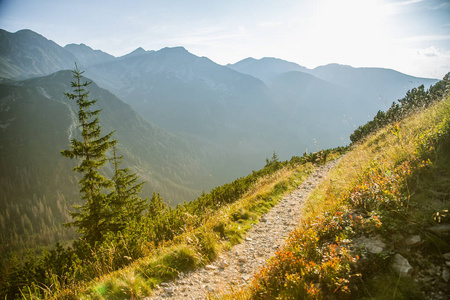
xmin=2 ymin=74 xmax=448 ymax=299
xmin=0 ymin=70 xmax=237 ymax=258
xmin=1 ymin=145 xmax=345 ymax=299
xmin=217 ymin=78 xmax=450 ymax=299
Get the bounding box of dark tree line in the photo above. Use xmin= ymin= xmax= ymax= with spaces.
xmin=350 ymin=73 xmax=450 ymax=144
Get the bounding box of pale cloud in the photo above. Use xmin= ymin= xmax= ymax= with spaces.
xmin=400 ymin=34 xmax=450 ymax=42
xmin=408 ymin=46 xmax=450 ymax=78
xmin=396 ymin=0 xmax=424 ymax=6
xmin=417 ymin=46 xmax=450 ymax=58
xmin=382 ymin=0 xmax=423 ymax=15
xmin=417 ymin=46 xmax=440 ymax=57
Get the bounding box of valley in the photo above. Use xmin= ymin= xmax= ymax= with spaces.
xmin=0 ymin=28 xmax=442 ymax=288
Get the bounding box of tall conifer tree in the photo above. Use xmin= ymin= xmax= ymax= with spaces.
xmin=109 ymin=143 xmax=147 ymax=231
xmin=61 ymin=65 xmax=115 ymax=244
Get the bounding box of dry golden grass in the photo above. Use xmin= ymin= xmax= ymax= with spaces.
xmin=215 ymin=96 xmax=450 ymax=299
xmin=71 ymin=160 xmax=318 ymax=299
xmin=304 ymin=96 xmax=450 ymax=224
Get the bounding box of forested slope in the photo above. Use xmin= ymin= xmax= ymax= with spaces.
xmin=1 ymin=74 xmax=448 ymax=300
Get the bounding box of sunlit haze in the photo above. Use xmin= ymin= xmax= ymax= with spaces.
xmin=0 ymin=0 xmax=449 ymax=78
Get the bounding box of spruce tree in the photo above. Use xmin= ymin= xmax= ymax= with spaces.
xmin=109 ymin=143 xmax=147 ymax=231
xmin=148 ymin=192 xmax=167 ymax=218
xmin=61 ymin=65 xmax=115 ymax=244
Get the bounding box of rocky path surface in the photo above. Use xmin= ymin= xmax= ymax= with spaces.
xmin=148 ymin=159 xmax=341 ymax=300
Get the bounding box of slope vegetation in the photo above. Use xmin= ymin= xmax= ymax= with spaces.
xmin=0 ymin=145 xmax=345 ymax=299
xmin=0 ymin=70 xmax=219 ymax=256
xmin=2 ymin=74 xmax=448 ymax=300
xmin=217 ymin=75 xmax=450 ymax=299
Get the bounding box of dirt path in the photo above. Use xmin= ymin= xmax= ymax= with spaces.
xmin=148 ymin=159 xmax=341 ymax=299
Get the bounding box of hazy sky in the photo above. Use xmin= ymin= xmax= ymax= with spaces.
xmin=1 ymin=0 xmax=449 ymax=78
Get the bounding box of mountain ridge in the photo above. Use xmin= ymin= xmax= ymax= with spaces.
xmin=0 ymin=28 xmax=448 ymax=299
xmin=4 ymin=83 xmax=448 ymax=298
xmin=64 ymin=43 xmax=115 ymax=66
xmin=0 ymin=28 xmax=438 ymax=82
xmin=0 ymin=28 xmax=441 ymax=198
xmin=0 ymin=29 xmax=76 ymax=79
xmin=0 ymin=69 xmax=228 ymax=251
xmin=0 ymin=27 xmax=440 ymax=192
xmin=0 ymin=27 xmax=442 ymax=253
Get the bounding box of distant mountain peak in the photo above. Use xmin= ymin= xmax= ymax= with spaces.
xmin=120 ymin=47 xmax=147 ymax=58
xmin=162 ymin=46 xmax=187 ymax=50
xmin=231 ymin=57 xmax=256 ymax=64
xmin=64 ymin=43 xmax=115 ymax=67
xmin=0 ymin=28 xmax=76 ymax=79
xmin=159 ymin=46 xmax=190 ymax=54
xmin=65 ymin=43 xmax=93 ymax=50
xmin=10 ymin=28 xmax=52 ymax=42
xmin=15 ymin=28 xmax=41 ymax=35
xmin=319 ymin=63 xmax=353 ymax=69
xmin=132 ymin=47 xmax=146 ymax=54
xmin=260 ymin=57 xmax=288 ymax=62
xmin=228 ymin=56 xmax=309 ymax=83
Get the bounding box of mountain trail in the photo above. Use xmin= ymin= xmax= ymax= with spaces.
xmin=147 ymin=158 xmax=341 ymax=299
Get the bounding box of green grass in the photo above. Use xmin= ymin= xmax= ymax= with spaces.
xmin=52 ymin=157 xmax=321 ymax=299
xmin=18 ymin=92 xmax=450 ymax=299
xmin=4 ymin=144 xmax=344 ymax=299
xmin=214 ymin=95 xmax=450 ymax=299
xmin=358 ymin=273 xmax=423 ymax=300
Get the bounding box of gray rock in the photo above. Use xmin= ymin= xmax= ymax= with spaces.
xmin=405 ymin=235 xmax=422 ymax=247
xmin=442 ymin=268 xmax=450 ymax=283
xmin=392 ymin=253 xmax=413 ymax=277
xmin=356 ymin=236 xmax=386 ymax=254
xmin=442 ymin=253 xmax=450 ymax=261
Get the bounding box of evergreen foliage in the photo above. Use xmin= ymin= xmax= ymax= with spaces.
xmin=60 ymin=65 xmax=148 ymax=245
xmin=109 ymin=143 xmax=147 ymax=232
xmin=1 ymin=65 xmax=343 ymax=299
xmin=219 ymin=76 xmax=450 ymax=300
xmin=3 ymin=68 xmax=447 ymax=299
xmin=350 ymin=73 xmax=450 ymax=144
xmin=60 ymin=64 xmax=116 ymax=244
xmin=0 ymin=144 xmax=343 ymax=298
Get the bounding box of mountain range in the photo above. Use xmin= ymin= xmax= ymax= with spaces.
xmin=0 ymin=28 xmax=439 ymax=250
xmin=0 ymin=69 xmax=227 ymax=250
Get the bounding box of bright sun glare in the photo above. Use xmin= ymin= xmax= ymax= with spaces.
xmin=305 ymin=0 xmax=392 ymax=64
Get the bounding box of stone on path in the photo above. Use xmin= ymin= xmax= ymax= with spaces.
xmin=442 ymin=268 xmax=449 ymax=282
xmin=356 ymin=236 xmax=386 ymax=254
xmin=392 ymin=253 xmax=413 ymax=277
xmin=405 ymin=235 xmax=421 ymax=247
